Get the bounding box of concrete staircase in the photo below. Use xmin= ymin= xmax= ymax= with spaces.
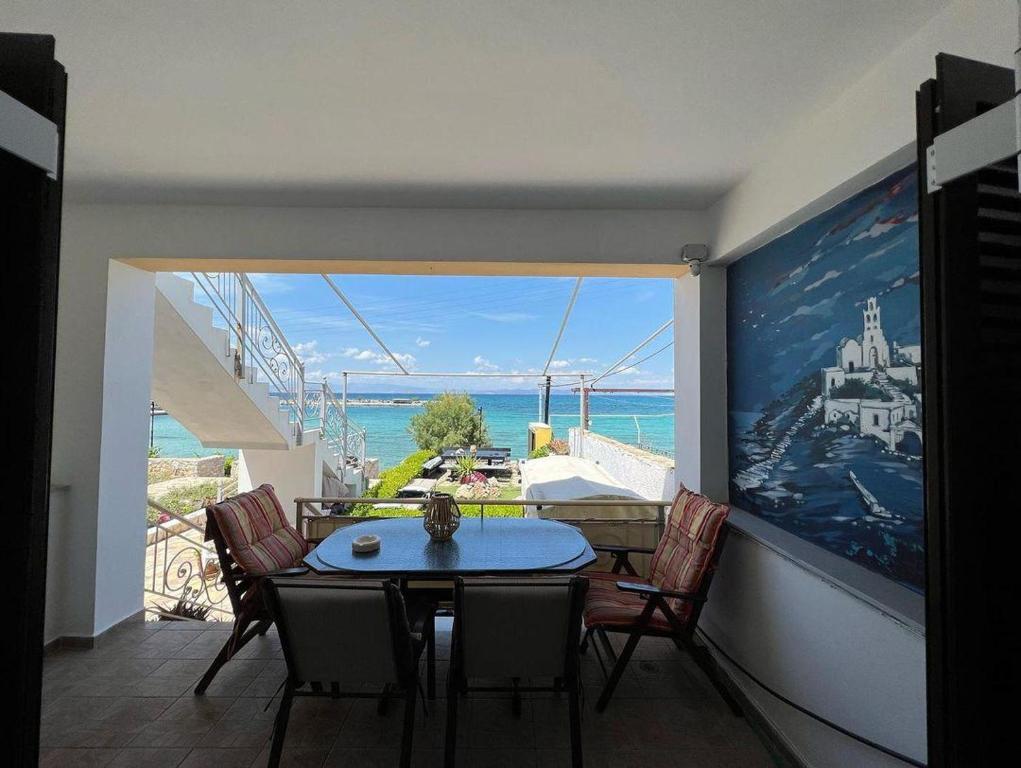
xmin=152 ymin=273 xmax=296 ymax=450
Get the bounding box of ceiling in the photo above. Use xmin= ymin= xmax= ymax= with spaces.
xmin=5 ymin=1 xmax=948 ymax=208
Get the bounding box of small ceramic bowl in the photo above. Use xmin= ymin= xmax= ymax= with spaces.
xmin=352 ymin=534 xmax=381 ymax=553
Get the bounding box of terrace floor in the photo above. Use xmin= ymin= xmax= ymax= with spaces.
xmin=41 ymin=617 xmax=779 ymax=767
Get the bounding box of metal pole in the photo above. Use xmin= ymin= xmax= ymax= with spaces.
xmin=542 ymin=277 xmax=583 ymax=376
xmin=296 ymin=362 xmax=305 ymax=444
xmin=578 ymin=374 xmax=586 ymax=458
xmin=342 ymin=372 xmax=349 ymax=483
xmin=149 ymin=401 xmax=155 ymax=449
xmin=320 ymin=378 xmax=327 ymax=431
xmin=322 ymin=274 xmax=410 ymax=374
xmin=590 ymin=319 xmax=673 ymax=386
xmin=543 ymin=375 xmax=552 ymax=424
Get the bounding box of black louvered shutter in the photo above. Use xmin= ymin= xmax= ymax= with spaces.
xmin=917 ymin=53 xmax=1019 ymax=768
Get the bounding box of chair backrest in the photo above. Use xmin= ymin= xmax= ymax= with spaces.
xmin=649 ymin=486 xmax=729 ymax=624
xmin=206 ymin=484 xmax=309 ymax=576
xmin=453 ymin=577 xmax=588 ymax=680
xmin=263 ymin=578 xmax=416 ymax=686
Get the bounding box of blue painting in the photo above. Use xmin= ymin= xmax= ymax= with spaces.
xmin=727 ymin=165 xmax=924 ymax=592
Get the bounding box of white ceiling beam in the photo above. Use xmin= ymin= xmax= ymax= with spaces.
xmin=0 ymin=89 xmax=59 ymax=179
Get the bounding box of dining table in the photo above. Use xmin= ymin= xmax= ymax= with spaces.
xmin=303 ymin=516 xmax=597 ymax=577
xmin=303 ymin=516 xmax=596 ymax=701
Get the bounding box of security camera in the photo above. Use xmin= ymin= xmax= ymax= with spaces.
xmin=681 ymin=244 xmax=710 ymax=276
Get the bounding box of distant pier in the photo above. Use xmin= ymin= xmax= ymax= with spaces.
xmin=348 ymin=398 xmax=425 ymax=407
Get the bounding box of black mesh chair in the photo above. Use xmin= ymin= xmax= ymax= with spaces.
xmin=262 ymin=578 xmax=426 ymax=768
xmin=445 ymin=576 xmax=589 ymax=768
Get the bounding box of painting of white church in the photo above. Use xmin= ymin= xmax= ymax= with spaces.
xmin=727 ymin=165 xmax=925 ymax=592
xmin=821 ymin=297 xmax=923 ymax=455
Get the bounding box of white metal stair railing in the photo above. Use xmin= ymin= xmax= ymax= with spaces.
xmin=304 ymin=381 xmax=367 ymax=480
xmin=144 ymin=497 xmax=233 ymax=622
xmin=191 ymin=272 xmax=305 ymax=444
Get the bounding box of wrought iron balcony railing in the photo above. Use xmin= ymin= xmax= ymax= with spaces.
xmin=303 ymin=381 xmax=367 ymax=478
xmin=144 ymin=496 xmax=233 ymax=622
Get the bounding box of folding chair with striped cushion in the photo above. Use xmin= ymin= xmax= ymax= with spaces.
xmin=580 ymin=486 xmax=740 ymax=713
xmin=194 ymin=484 xmax=311 ymax=695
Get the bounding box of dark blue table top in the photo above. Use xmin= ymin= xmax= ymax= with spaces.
xmin=305 ymin=517 xmax=596 ymax=577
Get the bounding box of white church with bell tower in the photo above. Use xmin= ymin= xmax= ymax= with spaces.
xmin=838 ymin=297 xmax=891 ymax=372
xmin=818 ymin=296 xmax=923 ymax=453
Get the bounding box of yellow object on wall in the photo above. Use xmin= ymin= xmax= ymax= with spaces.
xmin=527 ymin=422 xmax=553 ymax=453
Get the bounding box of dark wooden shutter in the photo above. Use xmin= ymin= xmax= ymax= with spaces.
xmin=916 ymin=53 xmax=1019 ymax=768
xmin=0 ymin=33 xmax=67 ymax=767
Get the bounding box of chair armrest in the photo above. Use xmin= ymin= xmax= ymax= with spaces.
xmin=615 ymin=581 xmax=704 ymax=603
xmin=593 ymin=544 xmax=657 ymax=555
xmin=261 ymin=566 xmax=310 ymax=578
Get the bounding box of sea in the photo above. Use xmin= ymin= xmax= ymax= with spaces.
xmin=151 ymin=392 xmax=675 ymax=469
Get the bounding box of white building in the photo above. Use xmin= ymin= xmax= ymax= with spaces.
xmin=820 ymin=297 xmax=922 ymax=452
xmin=821 ymin=296 xmax=921 ymax=397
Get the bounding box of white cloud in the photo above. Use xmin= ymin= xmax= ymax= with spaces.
xmin=342 ymin=347 xmax=416 ymax=369
xmin=468 ymin=311 xmax=537 ymax=324
xmin=248 ymin=273 xmax=295 ymax=295
xmin=804 ymin=270 xmax=842 ymax=292
xmin=473 ymin=355 xmax=499 ymax=371
xmin=416 ymin=337 xmax=431 ymax=348
xmin=293 ymin=340 xmax=328 ymax=365
xmin=548 ymin=359 xmax=571 ymax=369
xmin=343 ymin=347 xmax=377 ymax=361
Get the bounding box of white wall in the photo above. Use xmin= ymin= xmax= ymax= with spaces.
xmin=60 ymin=204 xmax=709 ymax=270
xmin=44 ymin=487 xmax=72 ymax=643
xmin=673 ymin=267 xmax=728 ymax=500
xmin=701 ymin=522 xmax=926 ymax=767
xmin=93 ymin=262 xmax=156 ymax=633
xmin=707 ymin=0 xmax=1019 ymax=262
xmin=567 ymin=428 xmax=674 ymax=499
xmin=46 ymin=260 xmax=155 ymax=641
xmin=237 ymin=430 xmax=326 ymax=527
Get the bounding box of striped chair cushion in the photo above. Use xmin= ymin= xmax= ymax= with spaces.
xmin=209 ymin=484 xmax=310 ymax=575
xmin=582 ymin=572 xmax=674 ymax=632
xmin=647 ymin=486 xmax=729 ymax=623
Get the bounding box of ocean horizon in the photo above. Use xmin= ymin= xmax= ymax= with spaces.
xmin=151 ymin=392 xmax=675 ymax=469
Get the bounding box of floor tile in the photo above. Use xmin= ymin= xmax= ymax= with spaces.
xmin=40 ymin=621 xmax=779 ymax=768
xmin=39 ymin=748 xmax=119 ymax=767
xmin=177 ymin=747 xmax=262 ymax=768
xmin=109 ymin=746 xmax=191 ymax=767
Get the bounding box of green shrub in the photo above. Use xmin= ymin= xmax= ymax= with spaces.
xmin=354 ymin=450 xmax=435 ymax=515
xmin=148 ymin=480 xmax=221 ymax=525
xmin=528 ymin=445 xmax=551 ymax=459
xmin=223 ymin=455 xmax=234 ymax=476
xmin=453 ymin=454 xmax=479 ymax=480
xmin=830 ymin=379 xmax=891 ymax=401
xmin=409 ymin=392 xmax=489 ymax=452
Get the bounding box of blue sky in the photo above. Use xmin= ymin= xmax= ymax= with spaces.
xmin=243 ymin=274 xmax=675 ymax=393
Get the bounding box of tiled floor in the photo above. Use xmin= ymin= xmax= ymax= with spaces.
xmin=40 ymin=617 xmax=779 ymax=767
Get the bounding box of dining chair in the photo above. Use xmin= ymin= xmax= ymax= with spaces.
xmin=262 ymin=577 xmax=427 ymax=768
xmin=445 ymin=576 xmax=589 ymax=768
xmin=197 ymin=488 xmax=439 ymax=700
xmin=195 ymin=484 xmax=312 ymax=695
xmin=580 ymin=485 xmax=739 ymax=714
